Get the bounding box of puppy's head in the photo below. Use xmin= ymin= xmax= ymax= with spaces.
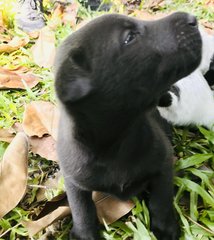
xmin=55 ymin=12 xmax=201 ymax=108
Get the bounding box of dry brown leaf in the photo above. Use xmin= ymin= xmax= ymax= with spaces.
xmin=205 ymin=0 xmax=214 ymax=7
xmin=22 ymin=101 xmax=59 ymax=140
xmin=24 ymin=191 xmax=134 ymax=236
xmin=8 ymin=65 xmax=30 ymax=73
xmin=0 ymin=132 xmax=29 ymax=218
xmin=0 ymin=10 xmax=4 ymax=28
xmin=23 ymin=206 xmax=71 ymax=237
xmin=0 ymin=33 xmax=11 ymax=43
xmin=12 ymin=122 xmax=24 ymax=132
xmin=143 ymin=0 xmax=165 ymax=10
xmin=200 ymin=20 xmax=214 ymax=34
xmin=49 ymin=2 xmax=79 ymax=29
xmin=131 ymin=10 xmax=155 ymax=20
xmin=0 ymin=36 xmax=29 ymax=53
xmin=27 ymin=30 xmax=40 ymax=39
xmin=48 ymin=3 xmax=64 ymax=29
xmin=0 ymin=123 xmax=24 ymax=143
xmin=48 ymin=2 xmax=68 ymax=29
xmin=121 ymin=0 xmax=141 ymax=12
xmin=30 ymin=135 xmax=58 ymax=161
xmin=0 ymin=128 xmax=15 ymax=143
xmin=53 ymin=3 xmax=64 ymax=17
xmin=31 ymin=26 xmax=56 ymax=68
xmin=62 ymin=2 xmax=79 ymax=27
xmin=0 ymin=67 xmax=39 ymax=89
xmin=93 ymin=192 xmax=135 ymax=225
xmin=131 ymin=9 xmax=169 ymax=21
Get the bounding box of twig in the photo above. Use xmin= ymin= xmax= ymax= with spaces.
xmin=28 ymin=184 xmax=47 ymax=189
xmin=0 ymin=222 xmax=22 ymax=238
xmin=185 ymin=214 xmax=214 ymax=235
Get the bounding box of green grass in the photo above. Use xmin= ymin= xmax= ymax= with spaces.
xmin=0 ymin=0 xmax=214 ymax=239
xmin=161 ymin=0 xmax=214 ymax=21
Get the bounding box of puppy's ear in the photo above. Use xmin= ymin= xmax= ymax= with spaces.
xmin=55 ymin=47 xmax=93 ymax=103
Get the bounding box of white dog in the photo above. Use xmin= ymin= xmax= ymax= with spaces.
xmin=158 ymin=28 xmax=214 ymax=130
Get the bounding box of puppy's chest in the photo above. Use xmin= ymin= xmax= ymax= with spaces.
xmin=108 ymin=175 xmax=149 ymax=198
xmin=77 ymin=160 xmax=150 ymax=198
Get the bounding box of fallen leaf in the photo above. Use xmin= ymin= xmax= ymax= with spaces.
xmin=93 ymin=192 xmax=135 ymax=225
xmin=0 ymin=128 xmax=15 ymax=142
xmin=22 ymin=101 xmax=59 ymax=140
xmin=143 ymin=0 xmax=165 ymax=10
xmin=12 ymin=122 xmax=24 ymax=132
xmin=23 ymin=191 xmax=134 ymax=236
xmin=0 ymin=10 xmax=4 ymax=27
xmin=0 ymin=33 xmax=11 ymax=43
xmin=200 ymin=20 xmax=214 ymax=34
xmin=27 ymin=30 xmax=40 ymax=39
xmin=0 ymin=132 xmax=29 ymax=218
xmin=62 ymin=2 xmax=79 ymax=27
xmin=48 ymin=3 xmax=64 ymax=29
xmin=0 ymin=36 xmax=29 ymax=53
xmin=23 ymin=206 xmax=70 ymax=237
xmin=0 ymin=123 xmax=24 ymax=143
xmin=0 ymin=67 xmax=39 ymax=89
xmin=8 ymin=66 xmax=30 ymax=73
xmin=131 ymin=10 xmax=154 ymax=20
xmin=49 ymin=2 xmax=79 ymax=29
xmin=205 ymin=0 xmax=214 ymax=7
xmin=31 ymin=27 xmax=56 ymax=68
xmin=52 ymin=2 xmax=64 ymax=17
xmin=30 ymin=135 xmax=58 ymax=161
xmin=131 ymin=9 xmax=169 ymax=20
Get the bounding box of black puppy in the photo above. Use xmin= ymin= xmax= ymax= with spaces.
xmin=54 ymin=13 xmax=201 ymax=240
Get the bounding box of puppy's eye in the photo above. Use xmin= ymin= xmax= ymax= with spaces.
xmin=124 ymin=31 xmax=137 ymax=45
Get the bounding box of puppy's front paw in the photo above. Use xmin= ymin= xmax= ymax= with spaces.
xmin=70 ymin=227 xmax=99 ymax=240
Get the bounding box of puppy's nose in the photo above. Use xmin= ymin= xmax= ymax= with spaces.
xmin=187 ymin=15 xmax=198 ymax=27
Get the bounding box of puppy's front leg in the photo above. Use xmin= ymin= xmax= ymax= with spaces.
xmin=148 ymin=164 xmax=180 ymax=240
xmin=65 ymin=181 xmax=99 ymax=240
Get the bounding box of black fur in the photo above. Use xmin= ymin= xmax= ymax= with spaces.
xmin=158 ymin=85 xmax=180 ymax=107
xmin=158 ymin=92 xmax=173 ymax=107
xmin=204 ymin=57 xmax=214 ymax=86
xmin=54 ymin=13 xmax=201 ymax=240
